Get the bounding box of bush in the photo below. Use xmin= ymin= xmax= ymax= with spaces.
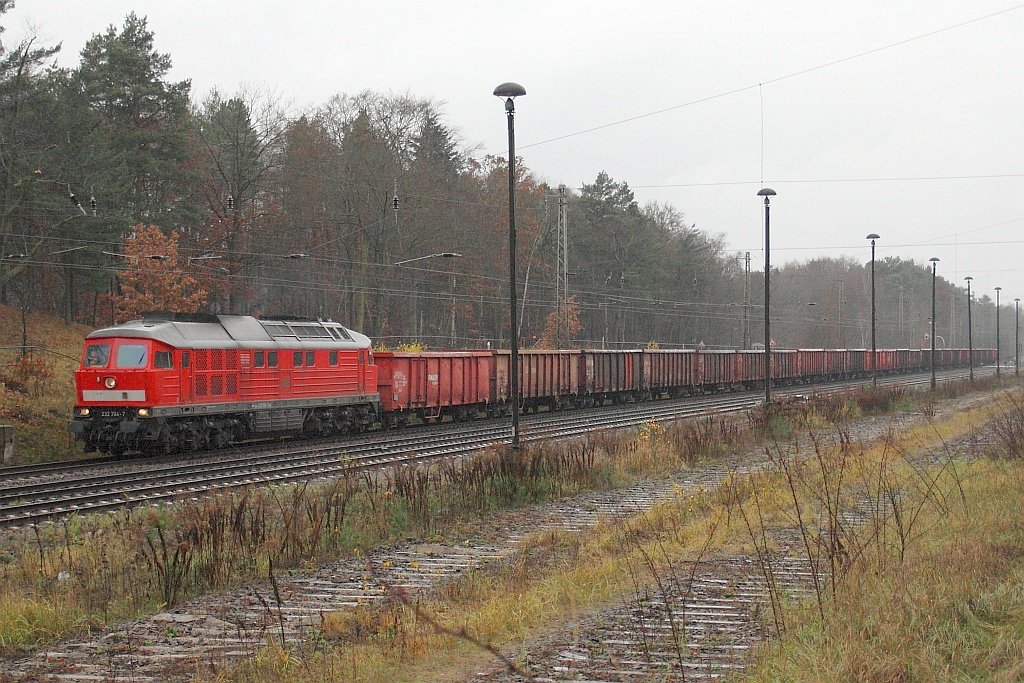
xmin=1 ymin=354 xmax=53 ymax=397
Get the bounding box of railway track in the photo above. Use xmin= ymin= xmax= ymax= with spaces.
xmin=0 ymin=367 xmax=992 ymax=528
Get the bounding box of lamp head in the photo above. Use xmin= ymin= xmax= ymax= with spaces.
xmin=493 ymin=82 xmax=526 ymax=99
xmin=494 ymin=82 xmax=525 ymax=113
xmin=929 ymin=257 xmax=940 ymax=263
xmin=756 ymin=188 xmax=776 ymax=197
xmin=866 ymin=233 xmax=880 ymax=240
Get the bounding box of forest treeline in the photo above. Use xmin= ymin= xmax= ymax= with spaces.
xmin=0 ymin=7 xmax=1008 ymax=351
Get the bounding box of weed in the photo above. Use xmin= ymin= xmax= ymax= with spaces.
xmin=990 ymin=392 xmax=1024 ymax=458
xmin=0 ymin=401 xmax=733 ymax=657
xmin=141 ymin=512 xmax=193 ymax=607
xmin=0 ymin=375 xmax=1009 ymax=671
xmin=1 ymin=353 xmax=53 ymax=397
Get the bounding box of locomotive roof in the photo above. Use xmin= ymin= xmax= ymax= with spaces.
xmin=85 ymin=314 xmax=372 ymax=350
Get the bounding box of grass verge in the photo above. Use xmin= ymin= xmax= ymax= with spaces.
xmin=743 ymin=390 xmax=1024 ymax=682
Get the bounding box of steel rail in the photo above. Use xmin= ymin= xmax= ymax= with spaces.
xmin=0 ymin=367 xmax=991 ymax=528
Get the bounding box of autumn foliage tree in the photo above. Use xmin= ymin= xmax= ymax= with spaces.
xmin=115 ymin=225 xmax=207 ymax=321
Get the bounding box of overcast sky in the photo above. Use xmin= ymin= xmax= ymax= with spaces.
xmin=7 ymin=0 xmax=1024 ymax=305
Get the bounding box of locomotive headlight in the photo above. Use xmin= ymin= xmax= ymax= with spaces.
xmin=104 ymin=377 xmax=116 ymax=389
xmin=75 ymin=407 xmax=90 ymax=417
xmin=137 ymin=408 xmax=151 ymax=417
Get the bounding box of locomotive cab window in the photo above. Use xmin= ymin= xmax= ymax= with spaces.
xmin=154 ymin=351 xmax=173 ymax=369
xmin=268 ymin=351 xmax=278 ymax=367
xmin=182 ymin=352 xmax=190 ymax=368
xmin=116 ymin=344 xmax=148 ymax=368
xmin=306 ymin=350 xmax=315 ymax=366
xmin=329 ymin=350 xmax=338 ymax=366
xmin=254 ymin=351 xmax=265 ymax=368
xmin=293 ymin=351 xmax=303 ymax=367
xmin=84 ymin=344 xmax=110 ymax=367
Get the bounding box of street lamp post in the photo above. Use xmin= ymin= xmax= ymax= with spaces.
xmin=757 ymin=188 xmax=776 ymax=407
xmin=929 ymin=257 xmax=939 ymax=390
xmin=995 ymin=286 xmax=1002 ymax=376
xmin=494 ymin=82 xmax=526 ymax=449
xmin=866 ymin=233 xmax=880 ymax=387
xmin=965 ymin=276 xmax=974 ymax=382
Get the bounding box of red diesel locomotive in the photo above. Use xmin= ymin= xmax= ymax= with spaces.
xmin=69 ymin=313 xmax=995 ymax=455
xmin=71 ymin=313 xmax=378 ymax=455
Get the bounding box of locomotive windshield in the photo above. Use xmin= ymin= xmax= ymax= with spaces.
xmin=115 ymin=343 xmax=148 ymax=368
xmin=84 ymin=344 xmax=110 ymax=367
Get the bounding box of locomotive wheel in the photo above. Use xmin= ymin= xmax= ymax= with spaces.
xmin=154 ymin=431 xmax=175 ymax=457
xmin=187 ymin=423 xmax=208 ymax=451
xmin=109 ymin=435 xmax=128 ymax=458
xmin=210 ymin=429 xmax=229 ymax=449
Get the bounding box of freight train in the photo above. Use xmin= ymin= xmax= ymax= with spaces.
xmin=69 ymin=313 xmax=995 ymax=456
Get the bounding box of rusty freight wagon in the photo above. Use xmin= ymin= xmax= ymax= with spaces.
xmin=375 ymin=351 xmax=494 ymax=425
xmin=641 ymin=349 xmax=698 ymax=398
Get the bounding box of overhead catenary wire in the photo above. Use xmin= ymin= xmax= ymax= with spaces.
xmin=0 ymin=235 xmax=1001 ymax=317
xmin=0 ymin=250 xmax=981 ymax=328
xmin=3 ymin=252 xmax=986 ymax=351
xmin=515 ymin=3 xmax=1024 ymax=151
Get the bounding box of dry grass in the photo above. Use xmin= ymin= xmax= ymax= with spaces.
xmin=0 ymin=304 xmax=90 ymax=462
xmin=0 ymin=414 xmax=744 ymax=656
xmin=746 ymin=462 xmax=1024 ymax=681
xmin=0 ymin=594 xmax=94 ymax=652
xmin=742 ymin=390 xmax=1024 ymax=682
xmin=213 ymin=388 xmax=1024 ymax=682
